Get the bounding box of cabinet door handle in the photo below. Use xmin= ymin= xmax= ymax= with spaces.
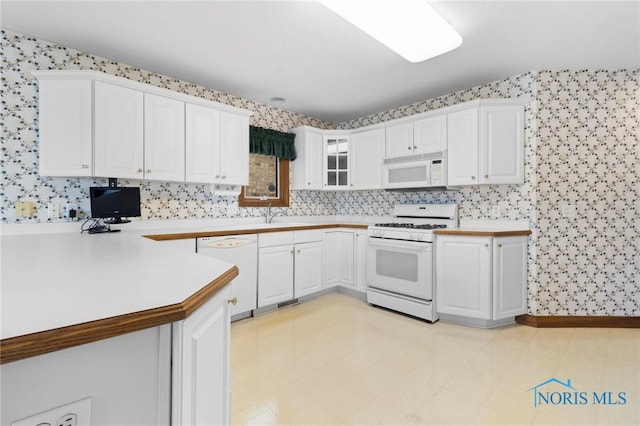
xmin=228 ymin=297 xmax=238 ymax=306
xmin=221 ymin=175 xmax=226 ymax=179
xmin=146 ymin=169 xmax=152 ymax=174
xmin=413 ymin=146 xmax=417 ymax=150
xmin=81 ymin=164 xmax=89 ymax=169
xmin=290 ymin=250 xmax=294 ymax=254
xmin=484 ymin=243 xmax=489 ymax=247
xmin=497 ymin=243 xmax=502 ymax=248
xmin=215 ymin=175 xmax=221 ymax=179
xmin=297 ymin=249 xmax=301 ymax=254
xmin=471 ymin=176 xmax=476 ymax=180
xmin=137 ymin=168 xmax=143 ymax=173
xmin=307 ymin=182 xmax=311 ymax=185
xmin=484 ymin=174 xmax=489 ymax=179
xmin=407 ymin=146 xmax=412 ymax=150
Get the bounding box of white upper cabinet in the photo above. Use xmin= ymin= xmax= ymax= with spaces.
xmin=480 ymin=105 xmax=525 ymax=185
xmin=144 ymin=93 xmax=185 ymax=182
xmin=350 ymin=128 xmax=385 ymax=190
xmin=37 ymin=78 xmax=93 ymax=176
xmin=446 ymin=107 xmax=479 ymax=186
xmin=413 ymin=114 xmax=447 ymax=154
xmin=385 ymin=122 xmax=414 ymax=158
xmin=447 ymin=101 xmax=524 ymax=186
xmin=291 ymin=127 xmax=324 ymax=190
xmin=324 ymin=134 xmax=350 ymax=190
xmin=185 ymin=103 xmax=220 ymax=183
xmin=185 ymin=106 xmax=249 ymax=185
xmin=94 ymin=81 xmax=145 ymax=179
xmin=32 ymin=70 xmax=252 ymax=183
xmin=218 ymin=112 xmax=249 ymax=185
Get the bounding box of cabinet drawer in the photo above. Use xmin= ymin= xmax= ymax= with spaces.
xmin=259 ymin=231 xmax=294 ymax=248
xmin=294 ymin=230 xmax=323 ymax=244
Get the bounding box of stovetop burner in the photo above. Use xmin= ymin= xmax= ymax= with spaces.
xmin=373 ymin=223 xmax=448 ymax=230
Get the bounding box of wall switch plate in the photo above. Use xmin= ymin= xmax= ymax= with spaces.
xmin=562 ymin=204 xmax=577 ymax=218
xmin=47 ymin=203 xmax=60 ymax=219
xmin=11 ymin=397 xmax=91 ymax=426
xmin=15 ymin=201 xmax=36 ymax=218
xmin=491 ymin=205 xmax=501 ymax=218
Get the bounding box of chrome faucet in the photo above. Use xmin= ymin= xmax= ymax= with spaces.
xmin=265 ymin=203 xmax=285 ymax=223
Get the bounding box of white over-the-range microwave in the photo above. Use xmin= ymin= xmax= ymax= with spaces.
xmin=382 ymin=151 xmax=450 ymax=190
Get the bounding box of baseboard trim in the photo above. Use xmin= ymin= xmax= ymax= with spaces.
xmin=515 ymin=315 xmax=640 ymax=328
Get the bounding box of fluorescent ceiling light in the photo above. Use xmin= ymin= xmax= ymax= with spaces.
xmin=319 ymin=0 xmax=462 ymax=63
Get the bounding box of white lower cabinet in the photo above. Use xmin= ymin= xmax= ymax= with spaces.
xmin=354 ymin=230 xmax=368 ymax=293
xmin=172 ymin=284 xmax=232 ymax=426
xmin=436 ymin=234 xmax=528 ymax=326
xmin=258 ymin=231 xmax=323 ymax=307
xmin=323 ymin=230 xmax=355 ymax=290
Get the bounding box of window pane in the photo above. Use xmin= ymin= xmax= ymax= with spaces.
xmin=244 ymin=153 xmax=278 ymax=198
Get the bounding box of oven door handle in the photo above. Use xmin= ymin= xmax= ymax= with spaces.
xmin=368 ymin=237 xmax=432 ymax=251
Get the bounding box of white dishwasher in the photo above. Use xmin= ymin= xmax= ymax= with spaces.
xmin=197 ymin=234 xmax=257 ymax=319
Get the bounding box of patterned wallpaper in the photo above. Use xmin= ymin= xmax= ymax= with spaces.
xmin=1 ymin=30 xmax=337 ymax=223
xmin=2 ymin=30 xmax=638 ymax=315
xmin=335 ymin=70 xmax=639 ymax=316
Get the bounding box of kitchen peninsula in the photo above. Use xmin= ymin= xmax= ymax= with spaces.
xmin=1 ymin=230 xmax=238 ymax=425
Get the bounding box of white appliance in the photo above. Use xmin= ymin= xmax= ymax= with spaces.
xmin=366 ymin=203 xmax=458 ymax=321
xmin=197 ymin=234 xmax=257 ymax=318
xmin=382 ymin=151 xmax=447 ymax=190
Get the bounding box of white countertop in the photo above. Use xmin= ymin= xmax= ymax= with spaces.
xmin=1 ymin=230 xmax=234 ymax=340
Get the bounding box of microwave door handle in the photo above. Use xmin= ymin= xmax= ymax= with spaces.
xmin=426 ymin=160 xmax=432 ymax=186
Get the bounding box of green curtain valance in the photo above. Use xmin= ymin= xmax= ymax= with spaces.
xmin=249 ymin=126 xmax=297 ymax=161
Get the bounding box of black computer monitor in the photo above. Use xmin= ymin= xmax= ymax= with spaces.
xmin=89 ymin=187 xmax=141 ymax=224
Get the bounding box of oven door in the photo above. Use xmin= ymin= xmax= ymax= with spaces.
xmin=366 ymin=237 xmax=433 ymax=300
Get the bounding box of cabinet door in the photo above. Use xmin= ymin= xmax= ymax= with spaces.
xmin=337 ymin=231 xmax=355 ymax=288
xmin=219 ymin=112 xmax=249 ymax=185
xmin=292 ymin=129 xmax=324 ymax=190
xmin=385 ymin=122 xmax=414 ymax=158
xmin=493 ymin=236 xmax=528 ymax=319
xmin=323 ymin=232 xmax=340 ymax=288
xmin=446 ymin=108 xmax=479 ymax=186
xmin=479 ymin=106 xmax=524 ymax=185
xmin=354 ymin=231 xmax=368 ymax=292
xmin=294 ymin=241 xmax=323 ymax=298
xmin=350 ymin=129 xmax=385 ymax=190
xmin=324 ymin=136 xmax=350 ymax=189
xmin=413 ymin=115 xmax=447 ymax=154
xmin=94 ymin=81 xmax=144 ymax=179
xmin=258 ymin=245 xmax=294 ymax=307
xmin=172 ymin=285 xmax=231 ymax=426
xmin=37 ymin=79 xmax=93 ymax=176
xmin=436 ymin=235 xmax=491 ymax=319
xmin=185 ymin=103 xmax=221 ymax=183
xmin=144 ymin=93 xmax=185 ymax=182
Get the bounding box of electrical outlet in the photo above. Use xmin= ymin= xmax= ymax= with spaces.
xmin=56 ymin=413 xmax=77 ymax=426
xmin=47 ymin=203 xmax=60 ymax=219
xmin=491 ymin=205 xmax=501 ymax=218
xmin=11 ymin=398 xmax=91 ymax=426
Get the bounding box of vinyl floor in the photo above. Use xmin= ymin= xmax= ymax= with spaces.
xmin=230 ymin=293 xmax=639 ymax=425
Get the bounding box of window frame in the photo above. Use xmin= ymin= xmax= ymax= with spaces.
xmin=238 ymin=157 xmax=290 ymax=208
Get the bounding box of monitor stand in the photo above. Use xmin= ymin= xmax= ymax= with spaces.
xmin=104 ymin=218 xmax=131 ymax=224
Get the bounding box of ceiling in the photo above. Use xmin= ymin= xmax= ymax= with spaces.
xmin=2 ymin=1 xmax=639 ymax=124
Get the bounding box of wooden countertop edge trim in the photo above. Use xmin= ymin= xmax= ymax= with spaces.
xmin=144 ymin=223 xmax=369 ymax=241
xmin=516 ymin=314 xmax=640 ymax=328
xmin=434 ymin=229 xmax=532 ymax=237
xmin=0 ymin=266 xmax=239 ymax=365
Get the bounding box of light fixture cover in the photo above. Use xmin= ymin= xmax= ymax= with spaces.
xmin=319 ymin=0 xmax=462 ymax=63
